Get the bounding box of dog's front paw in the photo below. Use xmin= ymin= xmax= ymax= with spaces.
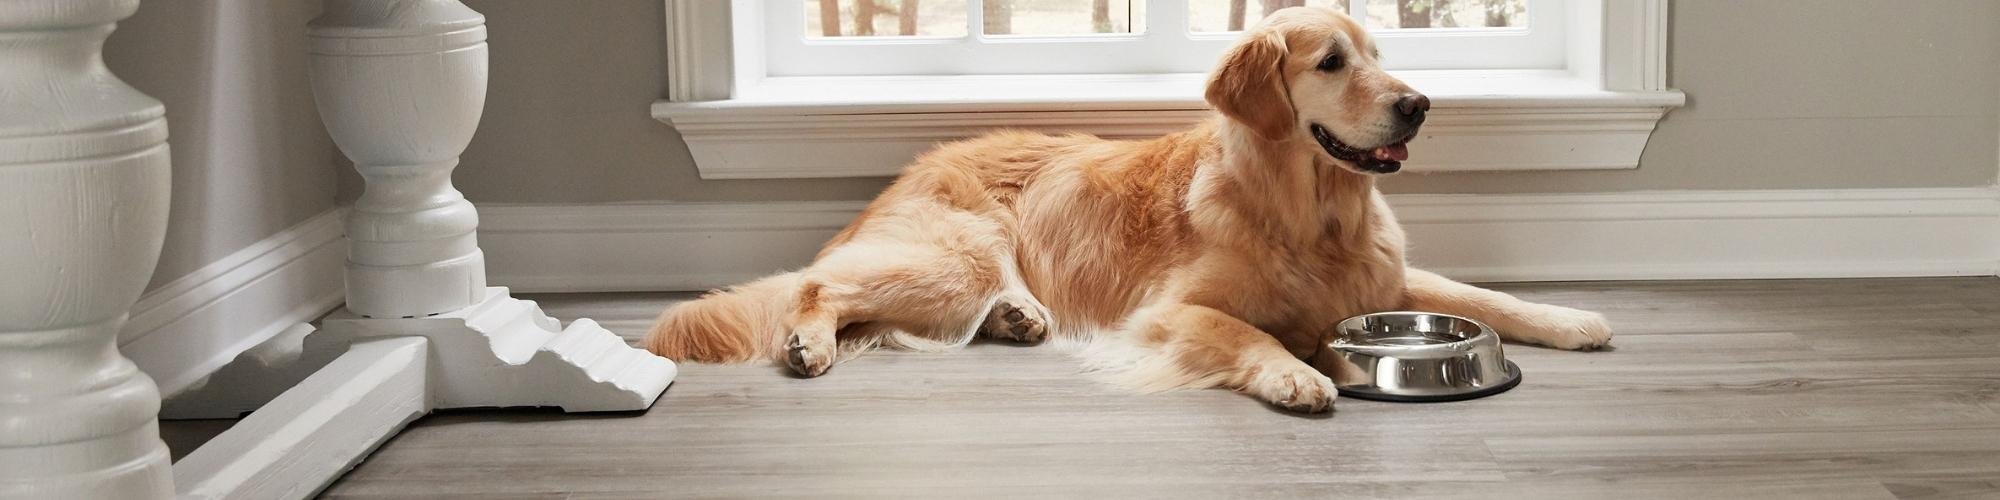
xmin=1530 ymin=305 xmax=1613 ymax=351
xmin=1246 ymin=364 xmax=1338 ymax=413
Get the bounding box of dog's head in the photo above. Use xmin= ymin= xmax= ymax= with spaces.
xmin=1204 ymin=7 xmax=1428 ymax=175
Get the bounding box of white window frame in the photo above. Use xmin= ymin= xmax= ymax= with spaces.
xmin=656 ymin=0 xmax=1683 ymax=180
xmin=764 ymin=0 xmax=1566 ymax=76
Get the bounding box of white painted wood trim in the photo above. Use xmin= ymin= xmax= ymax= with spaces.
xmin=481 ymin=188 xmax=2000 ymax=293
xmin=122 ymin=208 xmax=347 ymax=398
xmin=1392 ymin=188 xmax=2000 ymax=282
xmin=656 ymin=94 xmax=1679 ymax=179
xmin=318 ymin=288 xmax=678 ymax=413
xmin=482 ymin=201 xmax=864 ymax=292
xmin=661 ymin=0 xmax=1667 ymax=95
xmin=169 ymin=291 xmax=680 ymax=492
xmin=1601 ymin=0 xmax=1670 ymax=92
xmin=654 ymin=0 xmax=1680 ymax=180
xmin=172 ymin=337 xmax=430 ymax=500
xmin=162 ymin=324 xmax=325 ymax=420
xmin=664 ymin=0 xmax=733 ymax=102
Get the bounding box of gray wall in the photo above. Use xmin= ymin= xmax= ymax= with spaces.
xmin=1403 ymin=0 xmax=2000 ymax=194
xmin=339 ymin=0 xmax=890 ymax=204
xmin=108 ymin=0 xmax=340 ymax=292
xmin=368 ymin=0 xmax=1999 ymax=205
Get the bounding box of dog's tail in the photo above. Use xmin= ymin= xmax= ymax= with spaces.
xmin=643 ymin=273 xmax=800 ymax=363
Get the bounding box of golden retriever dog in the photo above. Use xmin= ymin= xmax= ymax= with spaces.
xmin=645 ymin=6 xmax=1611 ymax=413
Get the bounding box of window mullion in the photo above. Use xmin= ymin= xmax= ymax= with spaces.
xmin=1149 ymin=0 xmax=1189 ymax=36
xmin=1348 ymin=0 xmax=1367 ymax=25
xmin=1149 ymin=0 xmax=1191 ymax=61
xmin=967 ymin=0 xmax=985 ymax=46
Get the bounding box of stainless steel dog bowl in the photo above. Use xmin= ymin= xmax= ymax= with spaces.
xmin=1310 ymin=312 xmax=1521 ymax=402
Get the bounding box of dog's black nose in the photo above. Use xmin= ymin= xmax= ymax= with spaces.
xmin=1394 ymin=93 xmax=1431 ymax=118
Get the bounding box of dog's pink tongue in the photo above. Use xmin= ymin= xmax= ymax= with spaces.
xmin=1373 ymin=144 xmax=1410 ymax=162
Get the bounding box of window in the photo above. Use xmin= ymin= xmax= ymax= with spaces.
xmin=768 ymin=0 xmax=1558 ymax=76
xmin=657 ymin=1 xmax=1682 ymax=180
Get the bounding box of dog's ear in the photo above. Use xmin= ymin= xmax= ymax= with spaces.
xmin=1205 ymin=30 xmax=1295 ymax=142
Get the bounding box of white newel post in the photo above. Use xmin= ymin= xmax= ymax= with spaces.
xmin=0 ymin=0 xmax=176 ymax=498
xmin=305 ymin=0 xmax=677 ymax=412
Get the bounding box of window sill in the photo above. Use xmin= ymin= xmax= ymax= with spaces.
xmin=651 ymin=71 xmax=1685 ymax=180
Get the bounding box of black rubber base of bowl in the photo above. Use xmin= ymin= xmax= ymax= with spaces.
xmin=1337 ymin=361 xmax=1522 ymax=403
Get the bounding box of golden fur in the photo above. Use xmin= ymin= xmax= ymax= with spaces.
xmin=646 ymin=7 xmax=1611 ymax=413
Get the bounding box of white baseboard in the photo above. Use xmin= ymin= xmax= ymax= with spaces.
xmin=480 ymin=188 xmax=2000 ymax=293
xmin=481 ymin=201 xmax=865 ymax=292
xmin=124 ymin=208 xmax=348 ymax=398
xmin=1391 ymin=188 xmax=2000 ymax=282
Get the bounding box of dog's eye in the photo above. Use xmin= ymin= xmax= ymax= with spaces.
xmin=1317 ymin=52 xmax=1345 ymax=72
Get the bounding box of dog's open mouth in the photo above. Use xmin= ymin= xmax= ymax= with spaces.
xmin=1310 ymin=124 xmax=1410 ymax=174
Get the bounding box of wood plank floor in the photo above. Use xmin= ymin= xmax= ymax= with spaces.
xmin=239 ymin=278 xmax=2000 ymax=498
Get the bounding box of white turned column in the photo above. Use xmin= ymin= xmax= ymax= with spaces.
xmin=0 ymin=1 xmax=175 ymax=498
xmin=308 ymin=0 xmax=489 ymax=318
xmin=297 ymin=0 xmax=677 ymax=415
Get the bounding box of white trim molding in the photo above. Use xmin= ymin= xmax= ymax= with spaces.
xmin=654 ymin=0 xmax=1683 ymax=180
xmin=122 ymin=208 xmax=348 ymax=398
xmin=655 ymin=79 xmax=1682 ymax=179
xmin=663 ymin=0 xmax=733 ymax=102
xmin=480 ymin=188 xmax=2000 ymax=294
xmin=1597 ymin=0 xmax=1671 ymax=92
xmin=1391 ymin=188 xmax=2000 ymax=281
xmin=482 ymin=201 xmax=864 ymax=292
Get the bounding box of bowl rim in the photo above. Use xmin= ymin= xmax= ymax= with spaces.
xmin=1330 ymin=311 xmax=1498 ymax=355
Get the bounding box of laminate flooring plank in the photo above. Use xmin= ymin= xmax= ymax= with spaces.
xmin=309 ymin=278 xmax=2000 ymax=499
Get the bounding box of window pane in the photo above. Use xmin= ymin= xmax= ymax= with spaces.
xmin=1188 ymin=0 xmax=1347 ymax=33
xmin=1364 ymin=0 xmax=1524 ymax=29
xmin=805 ymin=0 xmax=969 ymax=38
xmin=982 ymin=0 xmax=1146 ymax=36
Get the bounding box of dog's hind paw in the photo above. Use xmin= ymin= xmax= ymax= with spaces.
xmin=980 ymin=297 xmax=1049 ymax=344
